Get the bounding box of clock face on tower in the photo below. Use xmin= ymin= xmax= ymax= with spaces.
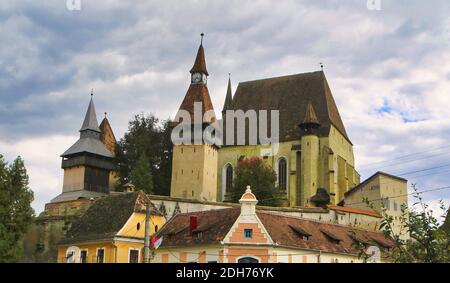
xmin=192 ymin=73 xmax=202 ymax=84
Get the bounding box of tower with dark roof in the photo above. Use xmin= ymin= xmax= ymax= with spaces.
xmin=170 ymin=34 xmax=218 ymax=202
xmin=297 ymin=103 xmax=320 ymax=206
xmin=51 ymin=94 xmax=116 ymax=203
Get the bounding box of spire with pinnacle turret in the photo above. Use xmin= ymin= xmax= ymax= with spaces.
xmin=222 ymin=74 xmax=233 ymax=113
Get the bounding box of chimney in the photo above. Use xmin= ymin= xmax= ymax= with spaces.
xmin=189 ymin=215 xmax=198 ymax=235
xmin=239 ymin=186 xmax=258 ymax=215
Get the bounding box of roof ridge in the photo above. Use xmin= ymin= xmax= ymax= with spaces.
xmin=238 ymin=71 xmax=323 ymax=85
xmin=256 ymin=210 xmax=384 ymax=234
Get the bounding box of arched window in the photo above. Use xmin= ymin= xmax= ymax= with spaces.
xmin=278 ymin=157 xmax=287 ymax=191
xmin=237 ymin=257 xmax=259 ymax=263
xmin=226 ymin=165 xmax=233 ymax=193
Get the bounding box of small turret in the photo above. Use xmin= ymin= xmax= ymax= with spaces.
xmin=299 ymin=103 xmax=320 ymax=135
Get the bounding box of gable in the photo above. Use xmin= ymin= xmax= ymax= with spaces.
xmin=223 ymin=210 xmax=273 ymax=245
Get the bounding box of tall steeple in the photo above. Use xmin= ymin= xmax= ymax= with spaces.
xmin=176 ymin=33 xmax=216 ymax=124
xmin=190 ymin=33 xmax=209 ymax=76
xmin=61 ymin=93 xmax=112 ymax=158
xmin=80 ymin=93 xmax=101 ymax=134
xmin=222 ymin=74 xmax=233 ymax=113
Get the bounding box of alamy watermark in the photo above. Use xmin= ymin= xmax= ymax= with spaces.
xmin=171 ymin=102 xmax=280 ymax=156
xmin=367 ymin=0 xmax=381 ymax=11
xmin=66 ymin=0 xmax=81 ymax=11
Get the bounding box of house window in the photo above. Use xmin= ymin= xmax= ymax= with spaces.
xmin=244 ymin=229 xmax=253 ymax=239
xmin=97 ymin=249 xmax=105 ymax=263
xmin=80 ymin=250 xmax=87 ymax=263
xmin=129 ymin=249 xmax=139 ymax=263
xmin=385 ymin=198 xmax=390 ymax=210
xmin=278 ymin=157 xmax=287 ymax=191
xmin=225 ymin=164 xmax=233 ymax=193
xmin=394 ymin=201 xmax=398 ymax=211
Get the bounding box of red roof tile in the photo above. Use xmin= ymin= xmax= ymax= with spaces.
xmin=156 ymin=208 xmax=395 ymax=255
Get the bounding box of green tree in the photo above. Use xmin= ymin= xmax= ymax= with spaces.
xmin=0 ymin=155 xmax=34 ymax=263
xmin=130 ymin=153 xmax=154 ymax=194
xmin=361 ymin=185 xmax=449 ymax=263
xmin=228 ymin=157 xmax=282 ymax=206
xmin=115 ymin=114 xmax=172 ymax=195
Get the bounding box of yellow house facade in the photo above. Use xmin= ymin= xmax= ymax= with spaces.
xmin=57 ymin=191 xmax=165 ymax=263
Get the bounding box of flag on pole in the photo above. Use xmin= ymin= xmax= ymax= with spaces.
xmin=152 ymin=236 xmax=163 ymax=249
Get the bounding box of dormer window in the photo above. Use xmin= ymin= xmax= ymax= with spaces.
xmin=320 ymin=228 xmax=343 ymax=244
xmin=289 ymin=225 xmax=311 ymax=241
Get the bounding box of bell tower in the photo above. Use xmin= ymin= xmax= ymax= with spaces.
xmin=170 ymin=34 xmax=218 ymax=202
xmin=51 ymin=93 xmax=116 ymax=203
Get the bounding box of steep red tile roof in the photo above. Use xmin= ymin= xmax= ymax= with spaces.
xmin=176 ymin=83 xmax=216 ymax=124
xmin=156 ymin=208 xmax=240 ymax=248
xmin=190 ymin=44 xmax=208 ymax=76
xmin=155 ymin=208 xmax=395 ymax=255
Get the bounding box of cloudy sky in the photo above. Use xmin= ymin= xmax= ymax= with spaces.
xmin=0 ymin=0 xmax=450 ymax=217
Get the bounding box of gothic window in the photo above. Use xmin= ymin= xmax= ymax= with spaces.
xmin=278 ymin=157 xmax=287 ymax=191
xmin=225 ymin=164 xmax=233 ymax=193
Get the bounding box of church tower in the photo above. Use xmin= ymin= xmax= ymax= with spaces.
xmin=52 ymin=93 xmax=116 ymax=203
xmin=170 ymin=34 xmax=218 ymax=202
xmin=298 ymin=103 xmax=320 ymax=206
